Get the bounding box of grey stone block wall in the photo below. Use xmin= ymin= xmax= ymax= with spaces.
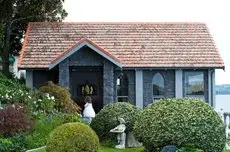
xmin=69 ymin=46 xmax=103 ymax=66
xmin=103 ymin=60 xmax=114 ymax=105
xmin=58 ymin=46 xmax=116 ymax=106
xmin=143 ymin=70 xmax=175 ymax=107
xmin=114 ymin=70 xmax=135 ymax=105
xmin=59 ymin=59 xmax=70 ymax=89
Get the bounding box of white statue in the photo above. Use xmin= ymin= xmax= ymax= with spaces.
xmin=110 ymin=118 xmax=126 ymax=149
xmin=82 ymin=96 xmax=95 ymax=123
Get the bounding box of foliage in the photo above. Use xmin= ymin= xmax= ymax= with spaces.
xmin=37 ymin=81 xmax=81 ymax=114
xmin=0 ymin=135 xmax=27 ymax=152
xmin=0 ymin=74 xmax=35 ymax=108
xmin=177 ymin=146 xmax=204 ymax=152
xmin=9 ymin=135 xmax=27 ymax=152
xmin=31 ymin=93 xmax=55 ymax=114
xmin=46 ymin=122 xmax=99 ymax=152
xmin=91 ymin=102 xmax=140 ymax=140
xmin=133 ymin=98 xmax=226 ymax=152
xmin=24 ymin=112 xmax=85 ymax=150
xmin=0 ymin=104 xmax=34 ymax=137
xmin=0 ymin=138 xmax=13 ymax=152
xmin=0 ymin=74 xmax=58 ymax=116
xmin=0 ymin=0 xmax=67 ymax=75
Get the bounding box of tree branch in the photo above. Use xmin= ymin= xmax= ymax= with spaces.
xmin=10 ymin=16 xmax=36 ymax=27
xmin=10 ymin=32 xmax=21 ymax=36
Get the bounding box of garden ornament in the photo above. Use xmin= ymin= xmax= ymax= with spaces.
xmin=110 ymin=117 xmax=126 ymax=149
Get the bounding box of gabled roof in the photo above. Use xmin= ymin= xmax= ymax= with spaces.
xmin=18 ymin=22 xmax=224 ymax=69
xmin=49 ymin=38 xmax=122 ymax=69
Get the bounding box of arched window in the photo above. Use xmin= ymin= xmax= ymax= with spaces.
xmin=152 ymin=73 xmax=165 ymax=99
xmin=117 ymin=73 xmax=128 ymax=102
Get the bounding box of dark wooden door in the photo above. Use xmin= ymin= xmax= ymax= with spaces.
xmin=70 ymin=66 xmax=103 ymax=113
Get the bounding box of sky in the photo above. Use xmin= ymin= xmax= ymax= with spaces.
xmin=63 ymin=0 xmax=230 ymax=85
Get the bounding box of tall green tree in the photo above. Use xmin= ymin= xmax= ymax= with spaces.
xmin=0 ymin=0 xmax=67 ymax=76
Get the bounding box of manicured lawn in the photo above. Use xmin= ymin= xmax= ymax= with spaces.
xmin=31 ymin=146 xmax=144 ymax=152
xmin=32 ymin=147 xmax=230 ymax=152
xmin=99 ymin=146 xmax=144 ymax=152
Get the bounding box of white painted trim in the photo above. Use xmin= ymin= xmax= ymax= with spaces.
xmin=26 ymin=70 xmax=33 ymax=88
xmin=49 ymin=41 xmax=122 ymax=69
xmin=212 ymin=70 xmax=216 ymax=108
xmin=208 ymin=70 xmax=212 ymax=106
xmin=135 ymin=70 xmax=143 ymax=108
xmin=175 ymin=70 xmax=183 ymax=98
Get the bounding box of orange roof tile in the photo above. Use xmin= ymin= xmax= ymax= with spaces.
xmin=19 ymin=22 xmax=224 ymax=69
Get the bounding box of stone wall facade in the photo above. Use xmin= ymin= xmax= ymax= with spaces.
xmin=32 ymin=46 xmax=211 ymax=109
xmin=58 ymin=46 xmax=115 ymax=106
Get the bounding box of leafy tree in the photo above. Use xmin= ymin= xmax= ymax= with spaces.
xmin=0 ymin=0 xmax=68 ymax=76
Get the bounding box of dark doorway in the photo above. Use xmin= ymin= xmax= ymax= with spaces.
xmin=70 ymin=66 xmax=103 ymax=113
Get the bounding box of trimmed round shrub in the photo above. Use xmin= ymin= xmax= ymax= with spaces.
xmin=91 ymin=102 xmax=140 ymax=140
xmin=46 ymin=122 xmax=99 ymax=152
xmin=37 ymin=81 xmax=81 ymax=113
xmin=133 ymin=98 xmax=225 ymax=152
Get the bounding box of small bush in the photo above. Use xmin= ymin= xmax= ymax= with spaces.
xmin=0 ymin=74 xmax=32 ymax=105
xmin=133 ymin=98 xmax=226 ymax=152
xmin=24 ymin=112 xmax=86 ymax=149
xmin=91 ymin=102 xmax=140 ymax=140
xmin=0 ymin=104 xmax=34 ymax=137
xmin=46 ymin=122 xmax=99 ymax=152
xmin=32 ymin=93 xmax=55 ymax=114
xmin=37 ymin=81 xmax=81 ymax=113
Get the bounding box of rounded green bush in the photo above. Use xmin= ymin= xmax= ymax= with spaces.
xmin=133 ymin=98 xmax=226 ymax=152
xmin=37 ymin=81 xmax=81 ymax=113
xmin=91 ymin=102 xmax=140 ymax=140
xmin=46 ymin=122 xmax=99 ymax=152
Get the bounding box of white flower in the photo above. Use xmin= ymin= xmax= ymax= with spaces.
xmin=51 ymin=96 xmax=55 ymax=100
xmin=38 ymin=99 xmax=42 ymax=102
xmin=28 ymin=96 xmax=32 ymax=99
xmin=45 ymin=93 xmax=50 ymax=98
xmin=5 ymin=94 xmax=9 ymax=98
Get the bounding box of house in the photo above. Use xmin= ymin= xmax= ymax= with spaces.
xmin=18 ymin=22 xmax=224 ymax=112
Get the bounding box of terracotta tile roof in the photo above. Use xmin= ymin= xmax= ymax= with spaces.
xmin=18 ymin=22 xmax=224 ymax=69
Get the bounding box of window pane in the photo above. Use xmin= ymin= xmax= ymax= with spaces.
xmin=118 ymin=97 xmax=128 ymax=102
xmin=152 ymin=73 xmax=165 ymax=96
xmin=117 ymin=74 xmax=128 ymax=96
xmin=184 ymin=72 xmax=204 ymax=95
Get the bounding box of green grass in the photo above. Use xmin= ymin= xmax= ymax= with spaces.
xmin=32 ymin=147 xmax=230 ymax=152
xmin=99 ymin=146 xmax=144 ymax=152
xmin=30 ymin=146 xmax=144 ymax=152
